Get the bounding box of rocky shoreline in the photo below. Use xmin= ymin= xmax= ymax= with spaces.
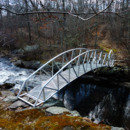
xmin=0 ymin=57 xmax=129 ymax=129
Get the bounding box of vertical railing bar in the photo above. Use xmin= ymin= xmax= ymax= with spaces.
xmin=53 ymin=59 xmax=61 ymax=70
xmin=52 ymin=61 xmax=54 ymax=76
xmin=93 ymin=50 xmax=96 ymax=63
xmin=99 ymin=51 xmax=102 ymax=67
xmin=86 ymin=52 xmax=89 ymax=71
xmin=83 ymin=52 xmax=87 ymax=64
xmin=65 ymin=53 xmax=69 ymax=63
xmin=107 ymin=54 xmax=110 ymax=66
xmin=98 ymin=51 xmax=103 ymax=66
xmin=103 ymin=53 xmax=107 ymax=65
xmin=69 ymin=64 xmax=70 ymax=82
xmin=77 ymin=56 xmax=81 ymax=76
xmin=98 ymin=51 xmax=100 ymax=66
xmin=43 ymin=88 xmax=45 ymax=102
xmin=111 ymin=53 xmax=114 ymax=66
xmin=76 ymin=49 xmax=82 ymax=65
xmin=90 ymin=51 xmax=94 ymax=60
xmin=57 ymin=74 xmax=59 ymax=90
xmin=96 ymin=51 xmax=97 ymax=68
xmin=82 ymin=53 xmax=86 ymax=73
xmin=101 ymin=51 xmax=104 ymax=67
xmin=62 ymin=54 xmax=65 ymax=66
xmin=40 ymin=70 xmax=42 ymax=85
xmin=71 ymin=50 xmax=74 ymax=60
xmin=25 ymin=81 xmax=29 ymax=93
xmin=73 ymin=50 xmax=75 ymax=59
xmin=90 ymin=51 xmax=93 ymax=70
xmin=107 ymin=50 xmax=113 ymax=66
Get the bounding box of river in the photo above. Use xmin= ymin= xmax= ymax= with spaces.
xmin=58 ymin=78 xmax=130 ymax=128
xmin=0 ymin=57 xmax=130 ymax=129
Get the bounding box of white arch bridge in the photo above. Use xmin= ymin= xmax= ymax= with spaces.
xmin=17 ymin=48 xmax=114 ymax=107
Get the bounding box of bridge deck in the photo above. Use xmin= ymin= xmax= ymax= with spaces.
xmin=28 ymin=63 xmax=100 ymax=103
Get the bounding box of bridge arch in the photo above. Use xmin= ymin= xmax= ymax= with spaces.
xmin=17 ymin=48 xmax=114 ymax=107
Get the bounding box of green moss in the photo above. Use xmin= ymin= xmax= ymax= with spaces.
xmin=0 ymin=108 xmax=111 ymax=130
xmin=98 ymin=43 xmax=119 ymax=53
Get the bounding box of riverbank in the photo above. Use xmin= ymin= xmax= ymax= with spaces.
xmin=0 ymin=105 xmax=111 ymax=130
xmin=81 ymin=66 xmax=130 ymax=88
xmin=0 ymin=57 xmax=129 ymax=130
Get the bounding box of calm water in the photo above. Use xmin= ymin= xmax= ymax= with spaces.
xmin=58 ymin=78 xmax=130 ymax=128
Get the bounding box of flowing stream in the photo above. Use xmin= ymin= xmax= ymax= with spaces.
xmin=0 ymin=57 xmax=49 ymax=87
xmin=0 ymin=57 xmax=34 ymax=86
xmin=58 ymin=79 xmax=130 ymax=128
xmin=0 ymin=57 xmax=130 ymax=128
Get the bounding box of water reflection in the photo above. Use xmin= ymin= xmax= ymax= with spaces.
xmin=58 ymin=79 xmax=130 ymax=128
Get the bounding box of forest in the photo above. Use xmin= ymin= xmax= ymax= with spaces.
xmin=0 ymin=0 xmax=129 ymax=65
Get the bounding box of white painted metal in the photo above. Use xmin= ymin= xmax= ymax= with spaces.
xmin=17 ymin=48 xmax=114 ymax=107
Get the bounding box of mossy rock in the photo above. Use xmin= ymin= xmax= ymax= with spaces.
xmin=0 ymin=108 xmax=111 ymax=130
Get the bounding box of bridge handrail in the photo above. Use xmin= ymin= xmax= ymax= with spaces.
xmin=27 ymin=48 xmax=87 ymax=79
xmin=17 ymin=48 xmax=87 ymax=96
xmin=37 ymin=49 xmax=100 ymax=89
xmin=17 ymin=48 xmax=114 ymax=107
xmin=34 ymin=49 xmax=109 ymax=106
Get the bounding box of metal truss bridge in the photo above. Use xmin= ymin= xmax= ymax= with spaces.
xmin=17 ymin=48 xmax=114 ymax=107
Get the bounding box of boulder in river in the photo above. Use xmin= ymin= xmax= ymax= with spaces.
xmin=3 ymin=96 xmax=17 ymax=102
xmin=8 ymin=99 xmax=29 ymax=109
xmin=111 ymin=126 xmax=125 ymax=130
xmin=41 ymin=97 xmax=64 ymax=108
xmin=46 ymin=106 xmax=80 ymax=117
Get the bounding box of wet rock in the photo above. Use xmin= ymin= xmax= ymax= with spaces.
xmin=13 ymin=60 xmax=22 ymax=67
xmin=1 ymin=91 xmax=14 ymax=97
xmin=21 ymin=60 xmax=41 ymax=69
xmin=24 ymin=45 xmax=39 ymax=52
xmin=3 ymin=96 xmax=17 ymax=102
xmin=46 ymin=106 xmax=70 ymax=114
xmin=111 ymin=127 xmax=125 ymax=130
xmin=8 ymin=100 xmax=29 ymax=109
xmin=46 ymin=106 xmax=80 ymax=116
xmin=0 ymin=57 xmax=35 ymax=82
xmin=17 ymin=49 xmax=24 ymax=54
xmin=41 ymin=97 xmax=64 ymax=108
xmin=120 ymin=82 xmax=130 ymax=88
xmin=70 ymin=110 xmax=81 ymax=117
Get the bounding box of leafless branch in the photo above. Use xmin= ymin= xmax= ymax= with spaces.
xmin=0 ymin=1 xmax=129 ymax=20
xmin=68 ymin=0 xmax=114 ymax=21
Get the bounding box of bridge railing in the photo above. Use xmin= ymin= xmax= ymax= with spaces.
xmin=33 ymin=49 xmax=114 ymax=106
xmin=17 ymin=49 xmax=114 ymax=107
xmin=17 ymin=48 xmax=87 ymax=98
